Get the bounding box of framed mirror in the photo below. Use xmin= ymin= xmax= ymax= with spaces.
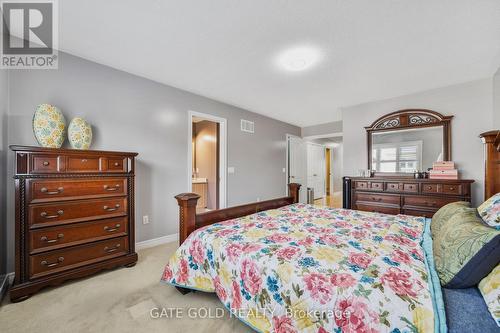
xmin=366 ymin=109 xmax=452 ymax=176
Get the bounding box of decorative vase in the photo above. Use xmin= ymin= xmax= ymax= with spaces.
xmin=32 ymin=104 xmax=66 ymax=148
xmin=68 ymin=117 xmax=92 ymax=149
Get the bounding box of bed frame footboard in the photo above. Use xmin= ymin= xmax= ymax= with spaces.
xmin=175 ymin=183 xmax=301 ymax=245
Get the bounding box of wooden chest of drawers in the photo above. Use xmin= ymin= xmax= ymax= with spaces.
xmin=9 ymin=145 xmax=138 ymax=302
xmin=348 ymin=177 xmax=474 ymax=218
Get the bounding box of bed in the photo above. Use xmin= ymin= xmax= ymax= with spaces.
xmin=162 ymin=130 xmax=500 ymax=333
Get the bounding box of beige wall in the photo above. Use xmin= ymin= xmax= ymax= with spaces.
xmin=193 ymin=121 xmax=217 ymax=209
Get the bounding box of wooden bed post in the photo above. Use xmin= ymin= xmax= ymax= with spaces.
xmin=175 ymin=193 xmax=200 ymax=245
xmin=288 ymin=183 xmax=301 ymax=203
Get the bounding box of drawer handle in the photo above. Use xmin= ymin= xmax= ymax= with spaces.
xmin=103 ymin=204 xmax=120 ymax=212
xmin=371 ymin=197 xmax=382 ymax=201
xmin=40 ymin=210 xmax=64 ymax=219
xmin=41 ymin=187 xmax=64 ymax=195
xmin=103 ymin=224 xmax=121 ymax=232
xmin=40 ymin=233 xmax=64 ymax=243
xmin=427 ymin=186 xmax=433 ymax=190
xmin=41 ymin=256 xmax=64 ymax=267
xmin=104 ymin=244 xmax=121 ymax=253
xmin=81 ymin=159 xmax=88 ymax=163
xmin=114 ymin=162 xmax=120 ymax=167
xmin=103 ymin=184 xmax=120 ymax=191
xmin=449 ymin=187 xmax=455 ymax=190
xmin=42 ymin=161 xmax=50 ymax=166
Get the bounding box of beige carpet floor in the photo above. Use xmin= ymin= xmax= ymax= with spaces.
xmin=0 ymin=242 xmax=252 ymax=333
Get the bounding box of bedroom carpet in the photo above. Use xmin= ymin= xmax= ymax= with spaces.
xmin=0 ymin=242 xmax=252 ymax=333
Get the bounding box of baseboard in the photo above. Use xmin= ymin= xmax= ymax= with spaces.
xmin=0 ymin=272 xmax=14 ymax=302
xmin=136 ymin=233 xmax=178 ymax=250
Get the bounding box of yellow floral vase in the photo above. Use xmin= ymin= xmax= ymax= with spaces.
xmin=68 ymin=117 xmax=92 ymax=149
xmin=32 ymin=104 xmax=66 ymax=148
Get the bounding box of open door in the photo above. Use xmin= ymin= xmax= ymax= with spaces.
xmin=287 ymin=135 xmax=307 ymax=203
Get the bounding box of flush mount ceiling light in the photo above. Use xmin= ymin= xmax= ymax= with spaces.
xmin=276 ymin=46 xmax=323 ymax=72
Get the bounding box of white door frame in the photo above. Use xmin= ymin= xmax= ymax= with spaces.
xmin=285 ymin=134 xmax=301 ymax=195
xmin=188 ymin=110 xmax=227 ymax=209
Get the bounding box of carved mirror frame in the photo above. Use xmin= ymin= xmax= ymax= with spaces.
xmin=366 ymin=109 xmax=453 ymax=175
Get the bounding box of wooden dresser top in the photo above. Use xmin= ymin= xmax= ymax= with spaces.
xmin=10 ymin=145 xmax=138 ymax=157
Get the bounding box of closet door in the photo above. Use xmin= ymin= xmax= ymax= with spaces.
xmin=288 ymin=136 xmax=307 ymax=203
xmin=307 ymin=143 xmax=326 ymax=200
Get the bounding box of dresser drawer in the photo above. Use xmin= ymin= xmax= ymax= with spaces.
xmin=355 ymin=203 xmax=400 ymax=215
xmin=29 ymin=216 xmax=128 ymax=254
xmin=29 ymin=197 xmax=127 ymax=228
xmin=355 ymin=181 xmax=369 ymax=190
xmin=441 ymin=184 xmax=462 ymax=195
xmin=402 ymin=209 xmax=435 ymax=219
xmin=107 ymin=158 xmax=127 ymax=172
xmin=67 ymin=156 xmax=100 ymax=172
xmin=370 ymin=182 xmax=383 ymax=190
xmin=355 ymin=193 xmax=400 ymax=205
xmin=422 ymin=183 xmax=439 ymax=193
xmin=386 ymin=182 xmax=400 ymax=192
xmin=29 ymin=236 xmax=129 ymax=279
xmin=31 ymin=154 xmax=63 ymax=173
xmin=402 ymin=183 xmax=418 ymax=193
xmin=28 ymin=178 xmax=128 ymax=203
xmin=403 ymin=195 xmax=457 ymax=209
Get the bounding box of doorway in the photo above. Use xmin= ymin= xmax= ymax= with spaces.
xmin=188 ymin=111 xmax=227 ymax=211
xmin=303 ymin=134 xmax=343 ymax=208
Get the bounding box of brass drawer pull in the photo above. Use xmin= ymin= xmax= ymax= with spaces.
xmin=427 ymin=186 xmax=433 ymax=190
xmin=40 ymin=210 xmax=64 ymax=219
xmin=41 ymin=257 xmax=64 ymax=267
xmin=103 ymin=184 xmax=120 ymax=191
xmin=42 ymin=161 xmax=50 ymax=166
xmin=104 ymin=244 xmax=121 ymax=253
xmin=41 ymin=187 xmax=64 ymax=195
xmin=103 ymin=204 xmax=120 ymax=212
xmin=449 ymin=187 xmax=455 ymax=190
xmin=103 ymin=224 xmax=121 ymax=232
xmin=114 ymin=162 xmax=120 ymax=167
xmin=41 ymin=233 xmax=64 ymax=243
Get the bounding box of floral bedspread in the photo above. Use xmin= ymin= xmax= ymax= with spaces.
xmin=161 ymin=204 xmax=439 ymax=333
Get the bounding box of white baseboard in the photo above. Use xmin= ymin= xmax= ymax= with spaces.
xmin=136 ymin=233 xmax=178 ymax=251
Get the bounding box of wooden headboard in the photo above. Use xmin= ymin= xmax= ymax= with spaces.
xmin=175 ymin=183 xmax=301 ymax=245
xmin=480 ymin=130 xmax=500 ymax=200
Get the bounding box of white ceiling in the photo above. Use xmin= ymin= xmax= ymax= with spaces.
xmin=59 ymin=0 xmax=500 ymax=127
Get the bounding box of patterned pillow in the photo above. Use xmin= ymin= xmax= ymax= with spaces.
xmin=431 ymin=201 xmax=470 ymax=238
xmin=478 ymin=265 xmax=500 ymax=327
xmin=478 ymin=192 xmax=500 ymax=229
xmin=433 ymin=208 xmax=500 ymax=288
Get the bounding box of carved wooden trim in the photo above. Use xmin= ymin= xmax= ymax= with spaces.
xmin=175 ymin=183 xmax=301 ymax=245
xmin=365 ymin=109 xmax=453 ymax=131
xmin=366 ymin=109 xmax=453 ymax=170
xmin=479 ymin=130 xmax=500 ymax=200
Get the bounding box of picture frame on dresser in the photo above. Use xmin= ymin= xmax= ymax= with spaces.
xmin=9 ymin=145 xmax=138 ymax=302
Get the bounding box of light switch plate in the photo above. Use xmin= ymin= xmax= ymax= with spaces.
xmin=142 ymin=215 xmax=150 ymax=225
xmin=228 ymin=167 xmax=235 ymax=174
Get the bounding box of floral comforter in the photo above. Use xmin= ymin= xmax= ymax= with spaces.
xmin=161 ymin=204 xmax=442 ymax=333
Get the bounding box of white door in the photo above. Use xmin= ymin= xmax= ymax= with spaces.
xmin=307 ymin=143 xmax=326 ymax=200
xmin=287 ymin=135 xmax=307 ymax=203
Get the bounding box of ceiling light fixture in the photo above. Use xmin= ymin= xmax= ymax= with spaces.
xmin=276 ymin=46 xmax=322 ymax=72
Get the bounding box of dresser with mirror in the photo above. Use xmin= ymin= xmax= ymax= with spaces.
xmin=344 ymin=109 xmax=474 ymax=218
